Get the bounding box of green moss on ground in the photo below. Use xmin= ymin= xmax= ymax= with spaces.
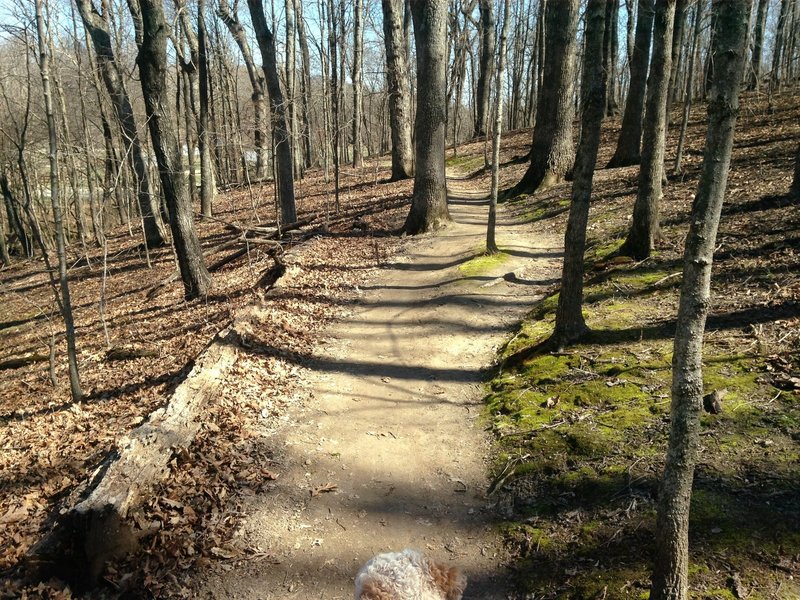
xmin=484 ymin=231 xmax=800 ymax=599
xmin=457 ymin=250 xmax=510 ymax=278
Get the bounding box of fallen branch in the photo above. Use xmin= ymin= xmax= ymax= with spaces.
xmin=0 ymin=353 xmax=49 ymax=370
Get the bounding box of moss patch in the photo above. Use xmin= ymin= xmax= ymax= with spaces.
xmin=457 ymin=250 xmax=510 ymax=278
xmin=484 ymin=220 xmax=799 ymax=599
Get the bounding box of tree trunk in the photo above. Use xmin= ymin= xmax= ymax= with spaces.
xmin=553 ymin=0 xmax=608 ymax=349
xmin=771 ymin=0 xmax=792 ymax=90
xmin=327 ymin=0 xmax=342 ymax=210
xmin=0 ymin=205 xmax=9 ymax=265
xmin=197 ymin=0 xmax=215 ymax=216
xmin=667 ymin=0 xmax=688 ymax=109
xmin=650 ymin=4 xmax=748 ymax=599
xmin=626 ymin=0 xmax=636 ymax=71
xmin=748 ymin=0 xmax=769 ymax=90
xmin=506 ymin=0 xmax=579 ymax=196
xmin=285 ymin=0 xmax=298 ymax=175
xmin=607 ymin=0 xmax=655 ymax=168
xmin=247 ymin=0 xmax=297 ymax=225
xmin=217 ymin=0 xmax=268 ymax=180
xmin=295 ymin=0 xmax=314 ymax=169
xmin=621 ymin=0 xmax=676 ymax=260
xmin=35 ymin=0 xmax=83 ymax=402
xmin=487 ymin=0 xmax=512 ymax=254
xmin=603 ymin=0 xmax=620 ymax=116
xmin=474 ymin=0 xmax=495 ymax=139
xmin=74 ymin=0 xmax=166 ymax=249
xmin=1 ymin=174 xmax=33 ymax=257
xmin=404 ymin=0 xmax=451 ymax=234
xmin=381 ymin=0 xmax=414 ymax=180
xmin=673 ymin=1 xmax=702 ymax=175
xmin=352 ymin=0 xmax=365 ymax=167
xmin=135 ymin=0 xmax=211 ymax=299
xmin=791 ymin=143 xmax=800 ymax=197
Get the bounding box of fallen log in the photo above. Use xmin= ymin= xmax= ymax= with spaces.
xmin=27 ymin=328 xmax=239 ymax=590
xmin=0 ymin=353 xmax=48 ymax=370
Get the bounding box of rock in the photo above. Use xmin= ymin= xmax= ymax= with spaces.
xmin=703 ymin=389 xmax=727 ymax=414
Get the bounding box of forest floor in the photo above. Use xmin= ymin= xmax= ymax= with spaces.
xmin=0 ymin=89 xmax=798 ymax=600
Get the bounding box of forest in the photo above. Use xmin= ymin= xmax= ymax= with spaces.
xmin=0 ymin=0 xmax=798 ymax=598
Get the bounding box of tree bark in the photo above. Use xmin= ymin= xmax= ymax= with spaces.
xmin=748 ymin=0 xmax=769 ymax=90
xmin=673 ymin=1 xmax=702 ymax=175
xmin=771 ymin=0 xmax=792 ymax=90
xmin=327 ymin=0 xmax=342 ymax=210
xmin=217 ymin=0 xmax=268 ymax=179
xmin=607 ymin=0 xmax=655 ymax=168
xmin=404 ymin=0 xmax=451 ymax=234
xmin=247 ymin=0 xmax=297 ymax=225
xmin=74 ymin=0 xmax=166 ymax=249
xmin=621 ymin=0 xmax=676 ymax=260
xmin=791 ymin=143 xmax=800 ymax=197
xmin=285 ymin=0 xmax=298 ymax=175
xmin=603 ymin=0 xmax=620 ymax=116
xmin=295 ymin=0 xmax=314 ymax=169
xmin=487 ymin=0 xmax=512 ymax=254
xmin=352 ymin=0 xmax=365 ymax=167
xmin=506 ymin=0 xmax=579 ymax=196
xmin=197 ymin=0 xmax=215 ymax=216
xmin=650 ymin=3 xmax=748 ymax=599
xmin=135 ymin=0 xmax=211 ymax=299
xmin=381 ymin=0 xmax=414 ymax=180
xmin=35 ymin=0 xmax=83 ymax=402
xmin=474 ymin=0 xmax=495 ymax=139
xmin=553 ymin=0 xmax=608 ymax=349
xmin=1 ymin=174 xmax=33 ymax=257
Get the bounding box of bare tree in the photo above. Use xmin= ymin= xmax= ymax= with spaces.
xmin=197 ymin=0 xmax=215 ymax=216
xmin=247 ymin=0 xmax=297 ymax=224
xmin=74 ymin=0 xmax=167 ymax=248
xmin=650 ymin=3 xmax=749 ymax=599
xmin=506 ymin=0 xmax=580 ymax=196
xmin=603 ymin=0 xmax=620 ymax=116
xmin=748 ymin=0 xmax=769 ymax=90
xmin=607 ymin=0 xmax=655 ymax=168
xmin=621 ymin=0 xmax=676 ymax=260
xmin=486 ymin=0 xmax=511 ymax=254
xmin=404 ymin=0 xmax=451 ymax=234
xmin=474 ymin=0 xmax=495 ymax=139
xmin=673 ymin=0 xmax=702 ymax=175
xmin=553 ymin=0 xmax=607 ymax=348
xmin=134 ymin=0 xmax=211 ymax=299
xmin=217 ymin=0 xmax=268 ymax=179
xmin=352 ymin=0 xmax=365 ymax=167
xmin=771 ymin=0 xmax=792 ymax=90
xmin=381 ymin=0 xmax=414 ymax=180
xmin=35 ymin=0 xmax=83 ymax=401
xmin=327 ymin=0 xmax=342 ymax=209
xmin=295 ymin=0 xmax=313 ymax=169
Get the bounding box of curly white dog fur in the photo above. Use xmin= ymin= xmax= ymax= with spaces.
xmin=354 ymin=549 xmax=467 ymax=600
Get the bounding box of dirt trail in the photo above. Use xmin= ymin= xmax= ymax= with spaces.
xmin=196 ymin=183 xmax=562 ymax=599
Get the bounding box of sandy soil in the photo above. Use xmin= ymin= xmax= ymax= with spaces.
xmin=194 ymin=184 xmax=563 ymax=599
